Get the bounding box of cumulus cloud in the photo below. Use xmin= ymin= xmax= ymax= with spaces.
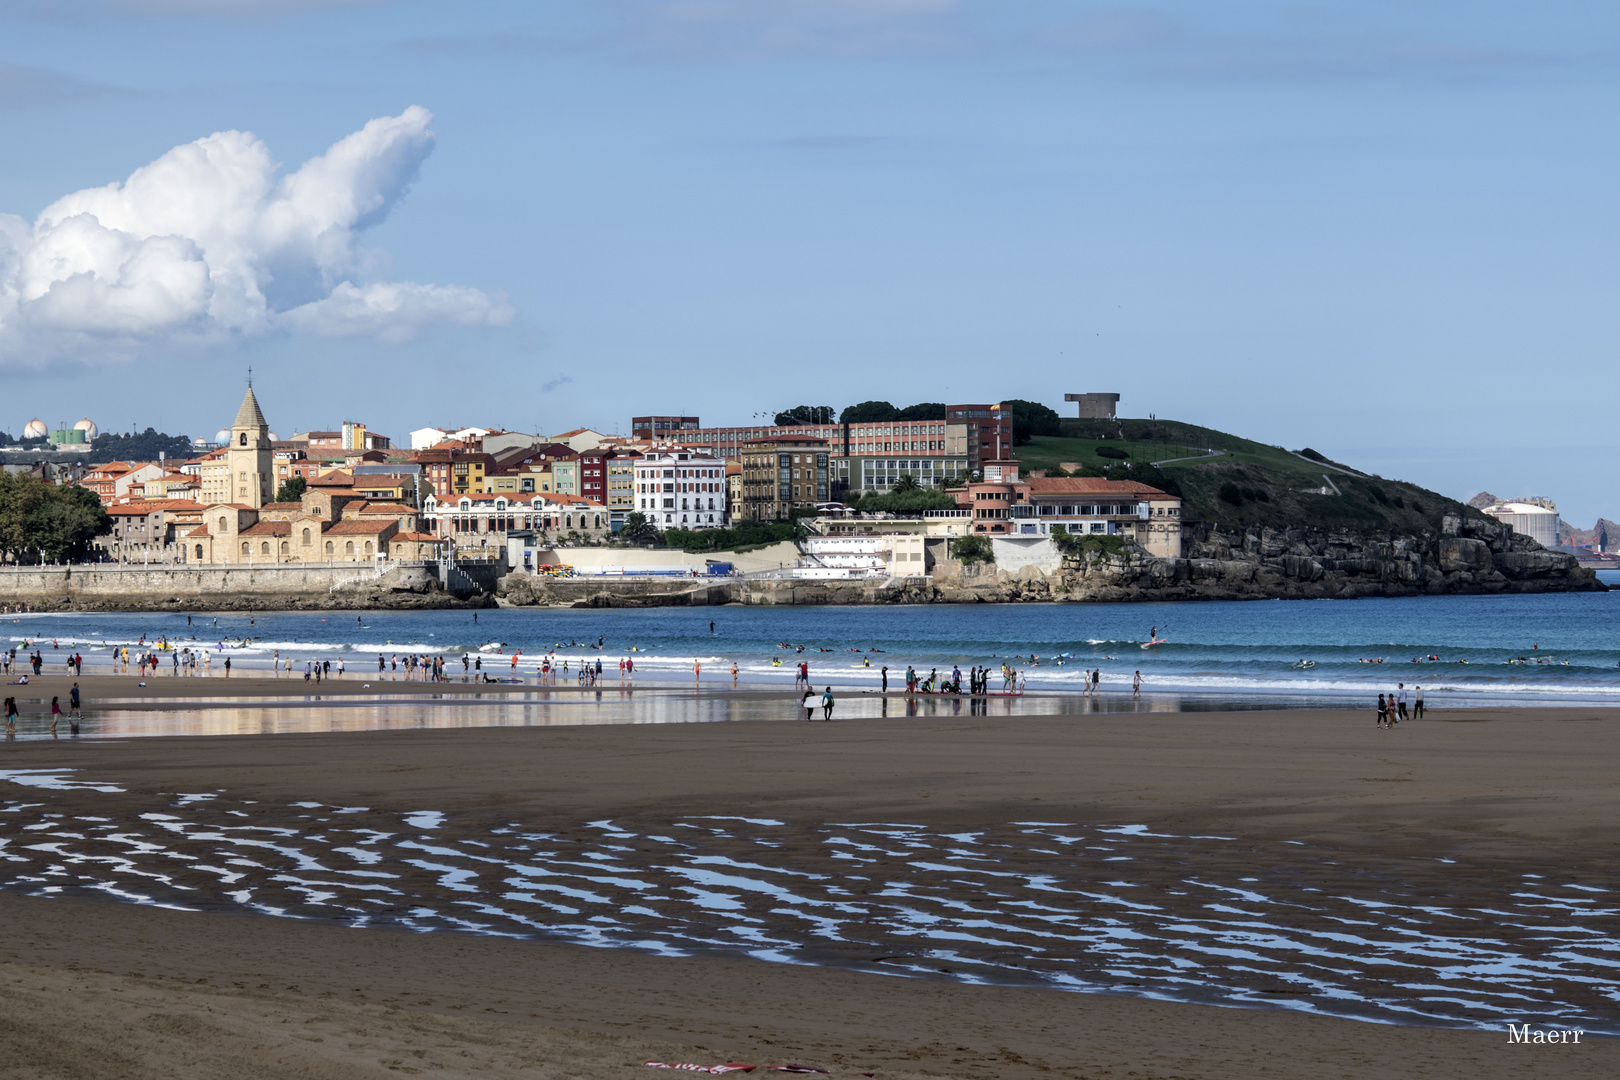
xmin=0 ymin=105 xmax=513 ymax=363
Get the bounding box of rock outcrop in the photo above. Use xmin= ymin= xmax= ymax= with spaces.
xmin=491 ymin=516 xmax=1604 ymax=609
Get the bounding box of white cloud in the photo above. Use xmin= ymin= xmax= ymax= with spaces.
xmin=0 ymin=105 xmax=513 ymax=363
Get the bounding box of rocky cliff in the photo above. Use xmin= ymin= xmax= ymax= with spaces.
xmin=492 ymin=515 xmax=1603 ymax=608
xmin=736 ymin=515 xmax=1600 ymax=605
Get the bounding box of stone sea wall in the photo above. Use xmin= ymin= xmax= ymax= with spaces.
xmin=0 ymin=564 xmax=490 ymax=612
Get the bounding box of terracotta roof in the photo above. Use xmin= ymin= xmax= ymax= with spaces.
xmin=107 ymin=502 xmax=163 ymax=516
xmin=725 ymin=461 xmax=742 ymax=475
xmin=262 ymin=501 xmax=303 ymax=510
xmin=1021 ymin=477 xmax=1171 ymax=498
xmin=187 ymin=526 xmax=210 ymax=537
xmin=202 ymin=502 xmax=258 ymax=510
xmin=391 ymin=532 xmax=442 ymax=542
xmin=309 ymin=471 xmax=355 ymax=487
xmin=325 ymin=519 xmax=396 ymax=535
xmin=240 ymin=521 xmax=291 ymax=537
xmin=356 ymin=503 xmax=415 ymax=515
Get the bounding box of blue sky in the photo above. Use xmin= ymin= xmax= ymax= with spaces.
xmin=1 ymin=1 xmax=1615 ymax=523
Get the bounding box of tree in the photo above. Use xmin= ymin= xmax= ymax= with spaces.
xmin=952 ymin=534 xmax=994 ymax=564
xmin=620 ymin=511 xmax=656 ymax=543
xmin=774 ymin=405 xmax=835 ymax=426
xmin=0 ymin=475 xmax=111 ymax=563
xmin=1002 ymin=399 xmax=1063 ymax=445
xmin=853 ymin=488 xmax=956 ymax=514
xmin=275 ymin=476 xmax=307 ymax=503
xmin=88 ymin=428 xmax=195 ymax=465
xmin=839 ymin=400 xmax=898 ymax=424
xmin=891 ymin=474 xmax=920 ymax=493
xmin=895 ymin=402 xmax=947 ymax=421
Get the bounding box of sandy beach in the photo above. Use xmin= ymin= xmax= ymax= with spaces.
xmin=1 ymin=683 xmax=1616 ymax=1078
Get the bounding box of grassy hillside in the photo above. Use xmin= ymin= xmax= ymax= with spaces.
xmin=1016 ymin=418 xmax=1488 ymax=536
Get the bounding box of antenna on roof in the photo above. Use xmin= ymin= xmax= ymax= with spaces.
xmin=247 ymin=366 xmax=252 ymax=388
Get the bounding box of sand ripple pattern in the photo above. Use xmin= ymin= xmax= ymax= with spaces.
xmin=1 ymin=778 xmax=1616 ymax=1033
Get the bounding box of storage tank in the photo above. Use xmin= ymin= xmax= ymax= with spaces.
xmin=23 ymin=418 xmax=47 ymax=440
xmin=1484 ymin=501 xmax=1560 ymax=549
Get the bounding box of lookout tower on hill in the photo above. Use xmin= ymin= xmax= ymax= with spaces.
xmin=1064 ymin=392 xmax=1120 ymax=420
xmin=227 ymin=385 xmax=273 ymax=508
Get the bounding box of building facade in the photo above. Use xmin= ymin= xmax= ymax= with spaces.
xmin=225 ymin=387 xmax=274 ymax=509
xmin=631 ymin=416 xmax=700 ymax=441
xmin=421 ymin=493 xmax=611 ymax=553
xmin=663 ymin=403 xmax=1011 ymax=498
xmin=632 ymin=448 xmax=730 ymax=530
xmin=958 ymin=466 xmax=1183 ymax=557
xmin=740 ymin=435 xmax=829 ymax=521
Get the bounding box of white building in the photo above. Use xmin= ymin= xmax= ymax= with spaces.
xmin=1483 ymin=500 xmax=1560 ymax=549
xmin=633 ymin=447 xmax=731 ymax=530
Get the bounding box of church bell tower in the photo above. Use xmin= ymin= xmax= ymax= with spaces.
xmin=227 ymin=384 xmax=273 ymax=508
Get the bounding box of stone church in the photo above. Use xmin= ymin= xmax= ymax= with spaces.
xmin=186 ymin=387 xmax=442 ymax=565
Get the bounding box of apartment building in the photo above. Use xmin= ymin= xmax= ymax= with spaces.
xmin=668 ymin=403 xmax=1010 ymax=498
xmin=632 ymin=448 xmax=730 ymax=531
xmin=739 ymin=435 xmax=829 ymax=521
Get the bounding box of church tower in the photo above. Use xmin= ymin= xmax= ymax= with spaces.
xmin=226 ymin=385 xmax=273 ymax=508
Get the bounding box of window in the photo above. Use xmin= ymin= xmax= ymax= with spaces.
xmin=261 ymin=541 xmax=271 ymax=555
xmin=218 ymin=516 xmax=227 ymax=532
xmin=326 ymin=541 xmax=334 ymax=555
xmin=194 ymin=544 xmax=203 ymax=559
xmin=345 ymin=541 xmax=355 ymax=555
xmin=239 ymin=433 xmax=247 ymax=446
xmin=242 ymin=542 xmax=250 ymax=555
xmin=302 ymin=528 xmax=312 ymax=545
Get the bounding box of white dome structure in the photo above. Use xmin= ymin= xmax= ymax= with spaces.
xmin=23 ymin=418 xmax=47 ymax=440
xmin=268 ymin=432 xmax=279 ymax=442
xmin=214 ymin=429 xmax=230 ymax=444
xmin=73 ymin=417 xmax=98 ymax=440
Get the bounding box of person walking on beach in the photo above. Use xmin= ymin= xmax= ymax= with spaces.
xmin=4 ymin=697 xmax=16 ymax=739
xmin=1396 ymin=683 xmax=1409 ymax=722
xmin=1413 ymin=685 xmax=1425 ymax=718
xmin=69 ymin=683 xmax=81 ymax=720
xmin=881 ymin=665 xmax=888 ymax=693
xmin=822 ymin=685 xmax=835 ymax=721
xmin=223 ymin=656 xmax=230 ymax=677
xmin=802 ymin=687 xmax=816 ymax=720
xmin=49 ymin=696 xmax=61 ymax=736
xmin=1376 ymin=693 xmax=1388 ymax=728
xmin=1132 ymin=670 xmax=1141 ymax=698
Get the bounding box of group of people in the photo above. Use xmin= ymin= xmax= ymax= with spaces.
xmin=800 ymin=684 xmax=835 ymax=720
xmin=1376 ymin=683 xmax=1424 ymax=727
xmin=3 ymin=682 xmax=82 ymax=739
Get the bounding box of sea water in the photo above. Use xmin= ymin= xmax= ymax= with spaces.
xmin=6 ymin=574 xmax=1619 ymax=706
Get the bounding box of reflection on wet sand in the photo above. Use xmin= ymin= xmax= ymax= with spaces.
xmin=5 ymin=689 xmax=1272 ymax=740
xmin=0 ymin=775 xmax=1614 ymax=1034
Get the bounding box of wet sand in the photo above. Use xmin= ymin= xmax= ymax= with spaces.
xmin=2 ymin=700 xmax=1617 ymax=1077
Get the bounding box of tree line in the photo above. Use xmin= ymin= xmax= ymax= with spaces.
xmin=772 ymin=399 xmax=1063 ymax=444
xmin=0 ymin=475 xmax=112 ymax=564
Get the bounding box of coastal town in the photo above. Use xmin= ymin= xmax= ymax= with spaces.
xmin=0 ymin=387 xmax=1192 ymax=582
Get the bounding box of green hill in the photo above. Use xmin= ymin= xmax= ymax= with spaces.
xmin=1015 ymin=418 xmax=1489 ymax=536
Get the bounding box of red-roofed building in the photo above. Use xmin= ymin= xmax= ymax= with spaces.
xmin=958 ymin=462 xmax=1182 ymax=556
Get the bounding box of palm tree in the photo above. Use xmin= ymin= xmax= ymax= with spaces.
xmin=621 ymin=511 xmax=652 ymax=543
xmin=892 ymin=473 xmax=920 ymax=494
